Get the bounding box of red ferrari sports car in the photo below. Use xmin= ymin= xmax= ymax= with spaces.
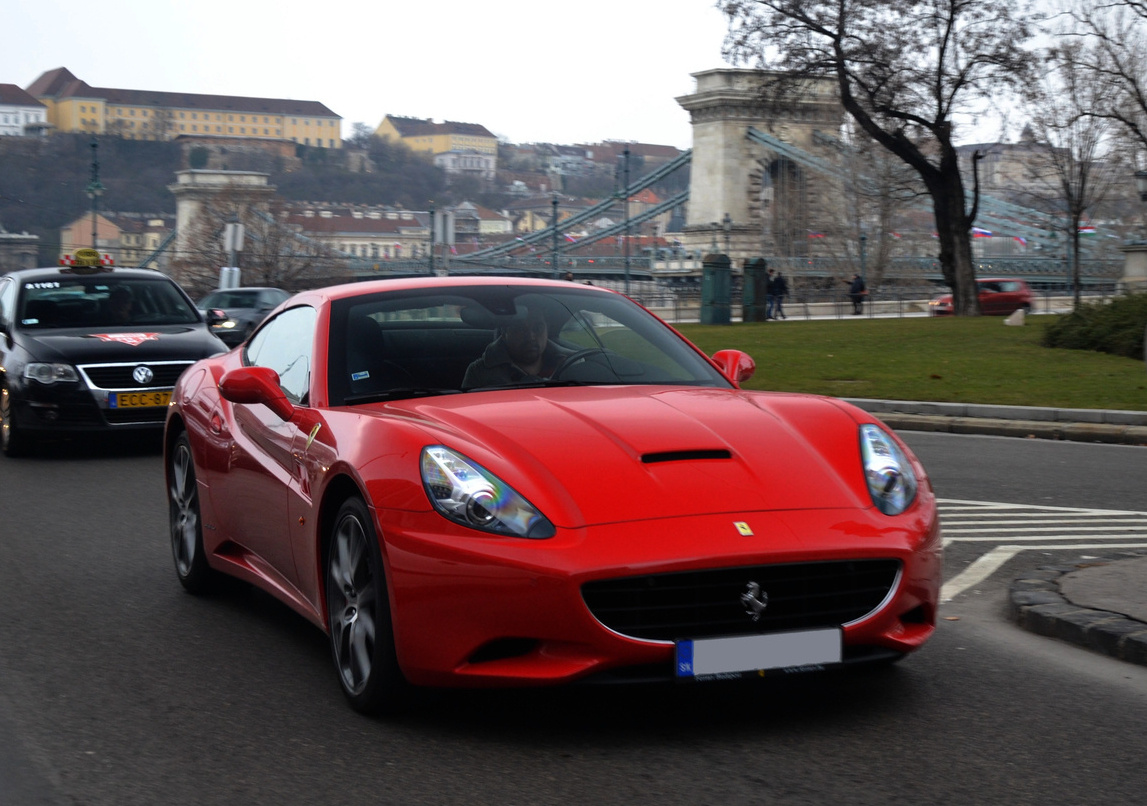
xmin=165 ymin=277 xmax=941 ymax=714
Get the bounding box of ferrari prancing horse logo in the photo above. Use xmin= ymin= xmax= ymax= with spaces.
xmin=734 ymin=521 xmax=754 ymax=536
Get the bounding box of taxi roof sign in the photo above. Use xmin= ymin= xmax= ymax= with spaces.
xmin=60 ymin=249 xmax=114 ymax=272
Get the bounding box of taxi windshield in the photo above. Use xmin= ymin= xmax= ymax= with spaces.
xmin=18 ymin=277 xmax=200 ymax=329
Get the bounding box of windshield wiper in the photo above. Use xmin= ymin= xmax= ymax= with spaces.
xmin=344 ymin=387 xmax=463 ymax=404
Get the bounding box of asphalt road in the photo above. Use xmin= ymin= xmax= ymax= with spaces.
xmin=1 ymin=432 xmax=1146 ymax=806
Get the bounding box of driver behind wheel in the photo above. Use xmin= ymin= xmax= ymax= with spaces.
xmin=462 ymin=306 xmax=569 ymax=388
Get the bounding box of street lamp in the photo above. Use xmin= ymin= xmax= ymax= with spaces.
xmin=710 ymin=222 xmax=720 ymax=252
xmin=86 ymin=137 xmax=103 ymax=249
xmin=859 ymin=232 xmax=868 ymax=286
xmin=623 ymin=147 xmax=631 ymax=294
xmin=722 ymin=212 xmax=732 ymax=256
xmin=552 ymin=194 xmax=560 ymax=279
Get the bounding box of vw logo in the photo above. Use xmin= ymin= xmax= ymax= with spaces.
xmin=740 ymin=581 xmax=768 ymax=622
xmin=132 ymin=365 xmax=155 ymax=385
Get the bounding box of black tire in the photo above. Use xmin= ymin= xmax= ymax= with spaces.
xmin=325 ymin=497 xmax=411 ymax=715
xmin=167 ymin=431 xmax=214 ymax=593
xmin=0 ymin=382 xmax=31 ymax=458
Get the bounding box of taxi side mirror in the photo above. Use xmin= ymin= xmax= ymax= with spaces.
xmin=711 ymin=349 xmax=756 ymax=384
xmin=206 ymin=308 xmax=229 ymax=326
xmin=219 ymin=366 xmax=295 ymax=421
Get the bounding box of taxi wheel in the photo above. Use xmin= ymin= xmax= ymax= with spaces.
xmin=325 ymin=497 xmax=410 ymax=715
xmin=0 ymin=382 xmax=30 ymax=458
xmin=168 ymin=432 xmax=213 ymax=593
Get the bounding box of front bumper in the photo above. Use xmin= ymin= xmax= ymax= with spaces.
xmin=11 ymin=360 xmax=194 ymax=435
xmin=377 ymin=500 xmax=942 ymax=688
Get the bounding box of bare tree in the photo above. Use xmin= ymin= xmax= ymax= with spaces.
xmin=719 ymin=0 xmax=1039 ymax=314
xmin=1022 ymin=41 xmax=1121 ymax=308
xmin=1068 ymin=2 xmax=1147 ymax=150
xmin=169 ymin=191 xmax=341 ymax=298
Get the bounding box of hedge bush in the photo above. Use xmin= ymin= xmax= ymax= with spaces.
xmin=1041 ymin=292 xmax=1147 ymax=361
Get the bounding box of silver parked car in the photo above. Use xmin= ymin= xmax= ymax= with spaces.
xmin=197 ymin=287 xmax=290 ymax=347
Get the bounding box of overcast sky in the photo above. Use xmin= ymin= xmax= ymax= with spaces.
xmin=2 ymin=0 xmax=737 ymax=149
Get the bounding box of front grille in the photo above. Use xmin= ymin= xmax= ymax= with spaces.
xmin=582 ymin=559 xmax=900 ymax=642
xmin=80 ymin=362 xmax=192 ymax=390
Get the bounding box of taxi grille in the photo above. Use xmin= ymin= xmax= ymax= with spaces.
xmin=80 ymin=362 xmax=193 ymax=390
xmin=581 ymin=559 xmax=900 ymax=642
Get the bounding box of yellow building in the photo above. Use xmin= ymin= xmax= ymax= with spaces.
xmin=59 ymin=212 xmax=175 ymax=268
xmin=27 ymin=68 xmax=342 ymax=148
xmin=375 ymin=115 xmax=497 ymax=158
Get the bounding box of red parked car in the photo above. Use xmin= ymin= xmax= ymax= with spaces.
xmin=165 ymin=277 xmax=941 ymax=714
xmin=929 ymin=278 xmax=1034 ymax=316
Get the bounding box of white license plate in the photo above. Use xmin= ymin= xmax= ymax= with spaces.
xmin=675 ymin=628 xmax=842 ymax=679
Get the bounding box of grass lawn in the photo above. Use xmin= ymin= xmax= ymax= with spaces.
xmin=678 ymin=315 xmax=1147 ymax=412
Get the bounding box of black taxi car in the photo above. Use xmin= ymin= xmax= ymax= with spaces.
xmin=0 ymin=250 xmax=228 ymax=455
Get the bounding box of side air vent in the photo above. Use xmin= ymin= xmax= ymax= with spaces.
xmin=641 ymin=449 xmax=732 ymax=464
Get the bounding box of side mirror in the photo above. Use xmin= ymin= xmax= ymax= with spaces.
xmin=711 ymin=349 xmax=756 ymax=384
xmin=206 ymin=308 xmax=229 ymax=326
xmin=219 ymin=366 xmax=295 ymax=421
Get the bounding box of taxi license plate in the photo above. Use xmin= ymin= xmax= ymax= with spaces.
xmin=675 ymin=628 xmax=842 ymax=679
xmin=109 ymin=390 xmax=172 ymax=409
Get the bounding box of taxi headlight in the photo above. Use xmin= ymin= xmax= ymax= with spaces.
xmin=860 ymin=424 xmax=918 ymax=515
xmin=420 ymin=446 xmax=555 ymax=538
xmin=24 ymin=363 xmax=79 ymax=385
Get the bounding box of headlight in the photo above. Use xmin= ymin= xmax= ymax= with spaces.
xmin=217 ymin=320 xmax=237 ymax=329
xmin=24 ymin=363 xmax=79 ymax=384
xmin=421 ymin=446 xmax=555 ymax=538
xmin=859 ymin=424 xmax=918 ymax=515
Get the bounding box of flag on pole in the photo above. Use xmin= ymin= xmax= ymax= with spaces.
xmin=972 ymin=227 xmax=992 ymax=238
xmin=1013 ymin=236 xmax=1027 ymax=246
xmin=1078 ymin=225 xmax=1096 ymax=236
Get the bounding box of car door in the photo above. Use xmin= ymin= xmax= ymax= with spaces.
xmin=978 ymin=281 xmax=1002 ymax=314
xmin=214 ymin=305 xmax=317 ymax=590
xmin=0 ymin=277 xmax=14 ymax=373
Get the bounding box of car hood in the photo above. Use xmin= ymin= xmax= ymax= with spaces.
xmin=19 ymin=325 xmax=226 ymax=365
xmin=392 ymin=387 xmax=871 ymax=525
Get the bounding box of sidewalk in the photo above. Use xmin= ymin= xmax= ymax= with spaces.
xmin=846 ymin=398 xmax=1147 ymax=667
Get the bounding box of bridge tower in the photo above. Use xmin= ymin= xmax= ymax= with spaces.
xmin=167 ymin=170 xmax=277 ymax=269
xmin=676 ymin=68 xmax=842 ymax=266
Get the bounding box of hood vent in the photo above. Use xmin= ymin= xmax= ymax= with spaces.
xmin=641 ymin=449 xmax=731 ymax=464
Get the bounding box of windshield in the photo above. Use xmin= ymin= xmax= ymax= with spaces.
xmin=200 ymin=289 xmax=285 ymax=309
xmin=328 ymin=285 xmax=732 ymax=405
xmin=18 ymin=276 xmax=200 ymax=329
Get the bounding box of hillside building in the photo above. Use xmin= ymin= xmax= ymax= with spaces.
xmin=26 ymin=68 xmax=341 ymax=148
xmin=0 ymin=84 xmax=48 ymax=136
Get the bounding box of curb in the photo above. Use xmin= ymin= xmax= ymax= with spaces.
xmin=874 ymin=414 xmax=1147 ymax=446
xmin=842 ymin=398 xmax=1147 ymax=446
xmin=1008 ymin=550 xmax=1147 ymax=667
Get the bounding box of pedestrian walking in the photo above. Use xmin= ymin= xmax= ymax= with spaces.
xmin=765 ymin=268 xmax=777 ymax=319
xmin=771 ymin=271 xmax=788 ymax=319
xmin=846 ymin=274 xmax=867 ymax=315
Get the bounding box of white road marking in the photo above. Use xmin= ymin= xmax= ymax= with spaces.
xmin=936 ymin=499 xmax=1147 ymax=601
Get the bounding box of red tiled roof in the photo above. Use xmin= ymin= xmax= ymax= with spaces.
xmin=26 ymin=67 xmax=82 ymax=98
xmin=384 ymin=115 xmax=494 ymax=138
xmin=287 ymin=214 xmax=423 ymax=235
xmin=0 ymin=83 xmax=45 ymax=107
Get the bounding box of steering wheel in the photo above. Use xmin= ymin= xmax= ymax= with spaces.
xmin=551 ymin=347 xmax=612 ymax=380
